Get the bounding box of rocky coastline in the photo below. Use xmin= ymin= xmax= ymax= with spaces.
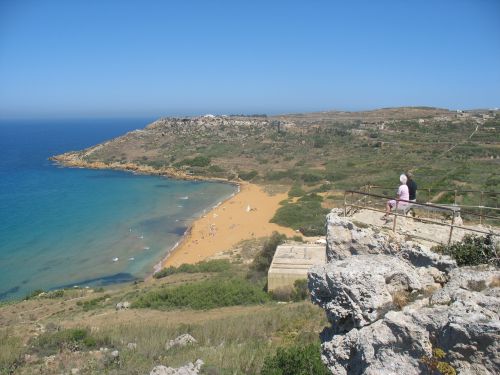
xmin=50 ymin=152 xmax=232 ymax=184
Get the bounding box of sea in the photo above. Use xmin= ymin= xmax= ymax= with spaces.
xmin=0 ymin=118 xmax=237 ymax=300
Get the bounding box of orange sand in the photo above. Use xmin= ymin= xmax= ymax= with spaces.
xmin=162 ymin=183 xmax=297 ymax=267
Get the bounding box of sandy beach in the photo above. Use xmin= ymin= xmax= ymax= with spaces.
xmin=162 ymin=183 xmax=297 ymax=267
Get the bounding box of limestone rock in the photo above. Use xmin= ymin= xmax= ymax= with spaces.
xmin=115 ymin=301 xmax=130 ymax=310
xmin=165 ymin=333 xmax=197 ymax=350
xmin=310 ymin=211 xmax=499 ymax=374
xmin=150 ymin=359 xmax=204 ymax=375
xmin=309 ymin=255 xmax=423 ymax=333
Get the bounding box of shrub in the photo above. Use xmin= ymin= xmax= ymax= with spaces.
xmin=238 ymin=170 xmax=258 ymax=181
xmin=261 ymin=343 xmax=330 ymax=375
xmin=31 ymin=328 xmax=109 ymax=356
xmin=154 ymin=260 xmax=231 ymax=279
xmin=133 ymin=278 xmax=270 ymax=310
xmin=301 ymin=173 xmax=322 ymax=184
xmin=207 ymin=165 xmax=224 ymax=173
xmin=250 ymin=232 xmax=287 ymax=275
xmin=434 ymin=234 xmax=498 ymax=267
xmin=271 ymin=197 xmax=329 ymax=236
xmin=175 ymin=156 xmax=211 ymax=168
xmin=420 ymin=348 xmax=456 ymax=375
xmin=24 ymin=289 xmax=45 ymax=300
xmin=288 ymin=184 xmax=305 ymax=198
xmin=269 ymin=279 xmax=309 ymax=302
xmin=76 ymin=294 xmax=110 ymax=311
xmin=0 ymin=330 xmax=24 ymax=374
xmin=291 ymin=279 xmax=309 ymax=302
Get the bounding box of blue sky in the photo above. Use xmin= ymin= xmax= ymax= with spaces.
xmin=0 ymin=0 xmax=499 ymax=118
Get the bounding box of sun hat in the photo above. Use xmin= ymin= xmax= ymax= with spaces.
xmin=400 ymin=174 xmax=407 ymax=184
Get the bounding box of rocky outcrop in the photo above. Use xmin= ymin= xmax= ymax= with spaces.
xmin=165 ymin=334 xmax=197 ymax=350
xmin=150 ymin=359 xmax=204 ymax=375
xmin=309 ymin=211 xmax=500 ymax=374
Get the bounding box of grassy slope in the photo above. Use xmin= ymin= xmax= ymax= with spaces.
xmin=0 ymin=239 xmax=327 ymax=375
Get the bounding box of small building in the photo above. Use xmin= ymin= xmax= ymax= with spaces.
xmin=268 ymin=244 xmax=326 ymax=291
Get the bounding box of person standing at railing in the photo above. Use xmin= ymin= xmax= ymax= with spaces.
xmin=406 ymin=171 xmax=417 ymax=202
xmin=382 ymin=174 xmax=409 ymax=220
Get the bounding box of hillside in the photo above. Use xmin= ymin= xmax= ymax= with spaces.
xmin=52 ymin=107 xmax=499 ymax=192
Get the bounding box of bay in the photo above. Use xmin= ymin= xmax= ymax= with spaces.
xmin=0 ymin=118 xmax=236 ymax=300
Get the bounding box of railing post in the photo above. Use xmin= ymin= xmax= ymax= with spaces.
xmin=343 ymin=191 xmax=347 ymax=217
xmin=454 ymin=190 xmax=457 ymax=205
xmin=392 ymin=200 xmax=398 ymax=232
xmin=448 ymin=211 xmax=455 ymax=245
xmin=480 ymin=191 xmax=484 ymax=225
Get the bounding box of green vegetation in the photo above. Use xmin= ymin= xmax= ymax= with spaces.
xmin=249 ymin=232 xmax=287 ymax=280
xmin=271 ymin=194 xmax=329 ymax=236
xmin=261 ymin=343 xmax=330 ymax=375
xmin=133 ymin=278 xmax=270 ymax=310
xmin=288 ymin=183 xmax=305 ymax=197
xmin=76 ymin=294 xmax=110 ymax=311
xmin=238 ymin=170 xmax=258 ymax=181
xmin=153 ymin=259 xmax=231 ymax=279
xmin=31 ymin=328 xmax=110 ymax=356
xmin=270 ymin=279 xmax=310 ymax=302
xmin=434 ymin=234 xmax=498 ymax=267
xmin=174 ymin=155 xmax=211 ymax=168
xmin=24 ymin=289 xmax=45 ymax=300
xmin=420 ymin=348 xmax=456 ymax=375
xmin=0 ymin=329 xmax=24 ymax=375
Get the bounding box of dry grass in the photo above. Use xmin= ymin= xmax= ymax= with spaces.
xmin=391 ymin=290 xmax=411 ymax=310
xmin=488 ymin=276 xmax=500 ymax=288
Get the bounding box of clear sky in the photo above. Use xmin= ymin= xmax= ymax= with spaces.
xmin=0 ymin=0 xmax=499 ymax=118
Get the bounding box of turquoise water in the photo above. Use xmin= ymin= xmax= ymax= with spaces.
xmin=0 ymin=119 xmax=236 ymax=300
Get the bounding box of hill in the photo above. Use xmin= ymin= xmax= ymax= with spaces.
xmin=52 ymin=107 xmax=499 ymax=192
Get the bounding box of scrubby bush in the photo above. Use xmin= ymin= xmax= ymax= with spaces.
xmin=238 ymin=170 xmax=258 ymax=181
xmin=76 ymin=294 xmax=110 ymax=311
xmin=24 ymin=289 xmax=45 ymax=300
xmin=133 ymin=278 xmax=270 ymax=310
xmin=261 ymin=343 xmax=330 ymax=375
xmin=420 ymin=348 xmax=456 ymax=375
xmin=175 ymin=156 xmax=211 ymax=168
xmin=154 ymin=259 xmax=231 ymax=279
xmin=271 ymin=195 xmax=329 ymax=236
xmin=249 ymin=232 xmax=287 ymax=277
xmin=288 ymin=184 xmax=305 ymax=197
xmin=31 ymin=328 xmax=110 ymax=356
xmin=269 ymin=279 xmax=309 ymax=302
xmin=434 ymin=234 xmax=498 ymax=267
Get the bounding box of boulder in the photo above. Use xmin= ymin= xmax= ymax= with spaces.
xmin=309 ymin=255 xmax=423 ymax=333
xmin=115 ymin=301 xmax=130 ymax=310
xmin=165 ymin=334 xmax=197 ymax=350
xmin=150 ymin=359 xmax=204 ymax=375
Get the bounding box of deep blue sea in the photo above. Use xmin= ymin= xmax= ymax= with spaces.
xmin=0 ymin=119 xmax=236 ymax=300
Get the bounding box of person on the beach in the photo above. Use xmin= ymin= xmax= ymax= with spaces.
xmin=406 ymin=171 xmax=417 ymax=202
xmin=383 ymin=174 xmax=409 ymax=219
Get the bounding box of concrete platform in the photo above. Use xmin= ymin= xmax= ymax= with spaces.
xmin=268 ymin=244 xmax=326 ymax=291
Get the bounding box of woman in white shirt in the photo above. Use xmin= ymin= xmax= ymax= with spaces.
xmin=383 ymin=174 xmax=409 ymax=219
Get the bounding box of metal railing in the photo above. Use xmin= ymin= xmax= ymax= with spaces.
xmin=360 ymin=186 xmax=500 ymax=225
xmin=343 ymin=190 xmax=499 ymax=245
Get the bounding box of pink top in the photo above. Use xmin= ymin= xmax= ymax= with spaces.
xmin=397 ymin=184 xmax=409 ymax=203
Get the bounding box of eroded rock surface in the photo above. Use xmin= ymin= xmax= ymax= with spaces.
xmin=150 ymin=359 xmax=204 ymax=375
xmin=310 ymin=211 xmax=500 ymax=374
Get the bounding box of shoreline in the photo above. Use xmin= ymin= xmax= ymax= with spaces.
xmin=150 ymin=184 xmax=241 ymax=277
xmin=159 ymin=182 xmax=297 ymax=268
